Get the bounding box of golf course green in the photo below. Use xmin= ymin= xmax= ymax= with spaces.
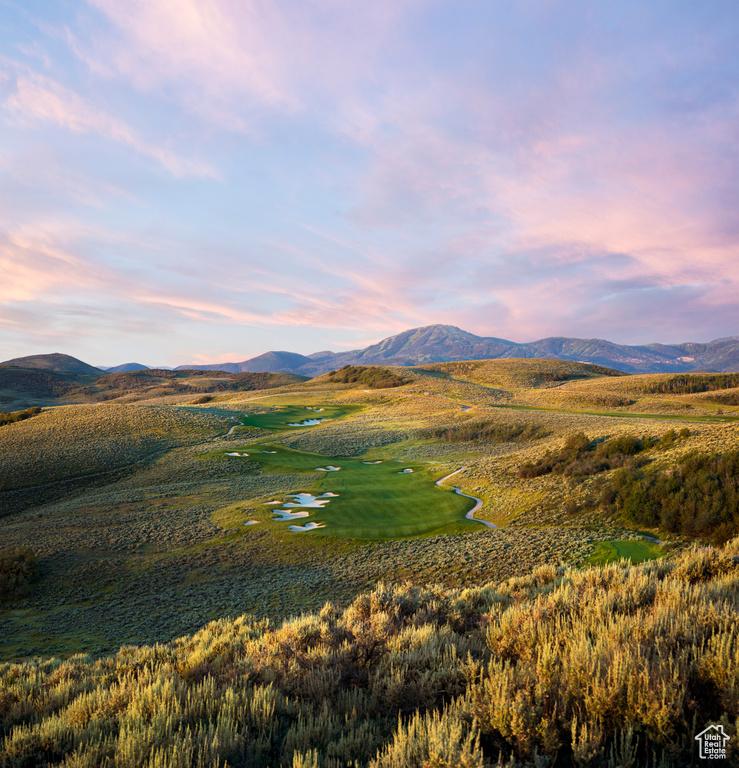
xmin=586 ymin=539 xmax=664 ymax=564
xmin=240 ymin=404 xmax=363 ymax=431
xmin=227 ymin=444 xmax=478 ymax=538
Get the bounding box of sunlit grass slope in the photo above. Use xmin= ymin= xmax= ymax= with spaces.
xmin=224 ymin=443 xmax=475 ymax=538
xmin=0 ymin=403 xmax=227 ymax=490
xmin=1 ymin=541 xmax=737 ymax=767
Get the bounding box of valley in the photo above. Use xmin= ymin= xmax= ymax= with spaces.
xmin=1 ymin=358 xmax=738 ymax=765
xmin=3 ymin=358 xmax=738 ymax=661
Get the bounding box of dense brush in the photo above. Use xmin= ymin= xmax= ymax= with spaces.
xmin=2 ymin=541 xmax=738 ymax=766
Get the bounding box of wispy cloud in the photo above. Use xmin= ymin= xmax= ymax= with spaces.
xmin=79 ymin=0 xmax=424 ymax=131
xmin=2 ymin=70 xmax=216 ymax=177
xmin=0 ymin=225 xmax=109 ymax=303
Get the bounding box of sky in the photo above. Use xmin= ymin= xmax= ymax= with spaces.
xmin=1 ymin=1 xmax=738 ymax=367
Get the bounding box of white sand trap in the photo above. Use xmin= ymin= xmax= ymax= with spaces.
xmin=315 ymin=465 xmax=341 ymax=471
xmin=244 ymin=520 xmax=260 ymax=525
xmin=305 ymin=407 xmax=325 ymax=411
xmin=263 ymin=500 xmax=282 ymax=505
xmin=398 ymin=468 xmax=414 ymax=474
xmin=262 ymin=450 xmax=277 ymax=453
xmin=287 ymin=418 xmax=327 ymax=426
xmin=362 ymin=460 xmax=383 ymax=464
xmin=272 ymin=510 xmax=311 ymax=521
xmin=289 ymin=522 xmax=326 ymax=532
xmin=318 ymin=492 xmax=339 ymax=497
xmin=281 ymin=492 xmax=335 ymax=508
xmin=226 ymin=452 xmax=249 ymax=457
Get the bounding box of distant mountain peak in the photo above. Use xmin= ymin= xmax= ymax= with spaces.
xmin=103 ymin=363 xmax=151 ymax=373
xmin=0 ymin=353 xmax=103 ymax=375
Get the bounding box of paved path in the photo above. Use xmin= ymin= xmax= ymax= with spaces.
xmin=436 ymin=467 xmax=498 ymax=529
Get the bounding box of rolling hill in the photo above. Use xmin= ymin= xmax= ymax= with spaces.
xmin=177 ymin=351 xmax=314 ymax=374
xmin=0 ymin=365 xmax=307 ymax=410
xmin=0 ymin=353 xmax=103 ymax=375
xmin=102 ymin=363 xmax=151 ymax=373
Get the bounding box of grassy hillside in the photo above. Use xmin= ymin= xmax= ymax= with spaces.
xmin=0 ymin=403 xmax=231 ymax=516
xmin=1 ymin=541 xmax=737 ymax=767
xmin=0 ymin=353 xmax=103 ymax=374
xmin=0 ymin=367 xmax=306 ymax=410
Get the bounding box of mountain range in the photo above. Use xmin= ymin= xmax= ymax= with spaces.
xmin=175 ymin=325 xmax=739 ymax=375
xmin=3 ymin=325 xmax=739 ymax=376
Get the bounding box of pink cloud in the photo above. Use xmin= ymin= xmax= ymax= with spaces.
xmin=79 ymin=0 xmax=425 ymax=131
xmin=3 ymin=71 xmax=216 ymax=177
xmin=0 ymin=225 xmax=110 ymax=303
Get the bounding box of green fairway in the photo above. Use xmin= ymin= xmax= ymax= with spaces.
xmin=227 ymin=444 xmax=478 ymax=538
xmin=586 ymin=539 xmax=664 ymax=565
xmin=240 ymin=404 xmax=363 ymax=431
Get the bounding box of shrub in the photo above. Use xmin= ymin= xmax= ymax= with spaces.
xmin=420 ymin=420 xmax=549 ymax=444
xmin=0 ymin=406 xmax=41 ymax=427
xmin=326 ymin=366 xmax=411 ymax=389
xmin=0 ymin=548 xmax=41 ymax=602
xmin=595 ymin=449 xmax=739 ymax=543
xmin=1 ymin=545 xmax=738 ymax=766
xmin=639 ymin=373 xmax=739 ymax=394
xmin=519 ymin=430 xmax=685 ymax=480
xmin=705 ymin=392 xmax=739 ymax=406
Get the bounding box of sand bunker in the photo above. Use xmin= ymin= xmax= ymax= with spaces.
xmin=398 ymin=468 xmax=414 ymax=474
xmin=287 ymin=418 xmax=327 ymax=427
xmin=289 ymin=522 xmax=326 ymax=532
xmin=225 ymin=452 xmax=249 ymax=457
xmin=362 ymin=460 xmax=383 ymax=464
xmin=272 ymin=492 xmax=338 ymax=523
xmin=281 ymin=493 xmax=335 ymax=508
xmin=272 ymin=510 xmax=311 ymax=521
xmin=262 ymin=450 xmax=277 ymax=454
xmin=244 ymin=520 xmax=260 ymax=525
xmin=263 ymin=500 xmax=281 ymax=505
xmin=305 ymin=407 xmax=324 ymax=412
xmin=316 ymin=465 xmax=341 ymax=471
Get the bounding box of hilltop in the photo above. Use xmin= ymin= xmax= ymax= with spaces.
xmin=0 ymin=352 xmax=103 ymax=375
